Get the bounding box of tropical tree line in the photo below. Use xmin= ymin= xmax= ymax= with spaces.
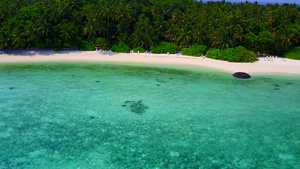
xmin=0 ymin=0 xmax=300 ymax=56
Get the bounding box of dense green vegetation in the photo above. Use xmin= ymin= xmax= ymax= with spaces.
xmin=132 ymin=46 xmax=147 ymax=53
xmin=206 ymin=46 xmax=258 ymax=62
xmin=283 ymin=47 xmax=300 ymax=60
xmin=96 ymin=37 xmax=110 ymax=50
xmin=181 ymin=44 xmax=207 ymax=57
xmin=0 ymin=0 xmax=300 ymax=60
xmin=150 ymin=42 xmax=179 ymax=54
xmin=111 ymin=41 xmax=130 ymax=53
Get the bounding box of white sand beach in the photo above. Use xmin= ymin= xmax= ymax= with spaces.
xmin=1 ymin=50 xmax=300 ymax=75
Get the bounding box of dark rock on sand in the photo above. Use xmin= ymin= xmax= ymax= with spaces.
xmin=263 ymin=78 xmax=272 ymax=83
xmin=233 ymin=72 xmax=251 ymax=79
xmin=156 ymin=79 xmax=166 ymax=83
xmin=123 ymin=100 xmax=148 ymax=114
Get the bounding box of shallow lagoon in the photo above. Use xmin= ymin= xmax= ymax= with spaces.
xmin=0 ymin=62 xmax=300 ymax=168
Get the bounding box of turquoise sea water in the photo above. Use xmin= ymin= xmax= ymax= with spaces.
xmin=0 ymin=62 xmax=299 ymax=168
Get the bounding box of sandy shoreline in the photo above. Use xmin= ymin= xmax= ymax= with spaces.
xmin=1 ymin=50 xmax=300 ymax=75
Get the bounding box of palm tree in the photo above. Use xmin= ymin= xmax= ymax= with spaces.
xmin=232 ymin=26 xmax=243 ymax=46
xmin=192 ymin=22 xmax=206 ymax=44
xmin=0 ymin=32 xmax=10 ymax=49
xmin=69 ymin=9 xmax=82 ymax=26
xmin=176 ymin=24 xmax=193 ymax=47
xmin=36 ymin=18 xmax=51 ymax=37
xmin=59 ymin=21 xmax=73 ymax=43
xmin=172 ymin=8 xmax=183 ymax=24
xmin=130 ymin=15 xmax=156 ymax=49
xmin=113 ymin=3 xmax=134 ymax=40
xmin=24 ymin=21 xmax=36 ymax=43
xmin=102 ymin=2 xmax=117 ymax=39
xmin=115 ymin=3 xmax=133 ymax=25
xmin=210 ymin=29 xmax=233 ymax=50
xmin=11 ymin=28 xmax=26 ymax=49
xmin=153 ymin=14 xmax=168 ymax=40
xmin=280 ymin=27 xmax=295 ymax=50
xmin=83 ymin=17 xmax=100 ymax=38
